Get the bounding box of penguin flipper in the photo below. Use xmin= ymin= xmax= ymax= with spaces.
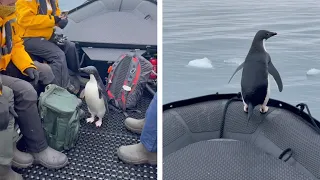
xmin=268 ymin=61 xmax=283 ymax=92
xmin=98 ymin=86 xmax=103 ymax=99
xmin=228 ymin=62 xmax=244 ymax=83
xmin=80 ymin=89 xmax=85 ymax=99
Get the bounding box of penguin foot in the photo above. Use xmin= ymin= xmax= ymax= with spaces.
xmin=86 ymin=117 xmax=95 ymax=123
xmin=95 ymin=120 xmax=102 ymax=127
xmin=260 ymin=106 xmax=269 ymax=114
xmin=243 ymin=104 xmax=248 ymax=113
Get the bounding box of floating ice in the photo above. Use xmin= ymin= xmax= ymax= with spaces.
xmin=187 ymin=57 xmax=213 ymax=69
xmin=306 ymin=68 xmax=320 ymax=76
xmin=224 ymin=58 xmax=243 ymax=65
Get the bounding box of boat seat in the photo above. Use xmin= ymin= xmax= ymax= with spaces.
xmin=164 ymin=139 xmax=314 ymax=180
xmin=163 ymin=99 xmax=320 ymax=179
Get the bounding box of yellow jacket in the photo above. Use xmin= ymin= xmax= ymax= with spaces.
xmin=0 ymin=13 xmax=36 ymax=75
xmin=16 ymin=0 xmax=61 ymax=40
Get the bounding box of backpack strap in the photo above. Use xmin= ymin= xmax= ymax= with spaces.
xmin=1 ymin=21 xmax=13 ymax=57
xmin=105 ymin=55 xmax=124 ymax=100
xmin=37 ymin=0 xmax=57 ymax=16
xmin=118 ymin=56 xmax=140 ymax=111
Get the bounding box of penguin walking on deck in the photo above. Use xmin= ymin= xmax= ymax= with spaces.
xmin=79 ymin=66 xmax=108 ymax=127
xmin=228 ymin=30 xmax=283 ymax=122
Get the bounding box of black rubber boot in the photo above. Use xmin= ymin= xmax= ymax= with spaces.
xmin=0 ymin=165 xmax=23 ymax=180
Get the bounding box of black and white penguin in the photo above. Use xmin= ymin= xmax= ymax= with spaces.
xmin=228 ymin=30 xmax=283 ymax=122
xmin=79 ymin=66 xmax=108 ymax=127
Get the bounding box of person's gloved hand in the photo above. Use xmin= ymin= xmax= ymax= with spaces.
xmin=54 ymin=16 xmax=61 ymax=24
xmin=24 ymin=68 xmax=39 ymax=86
xmin=54 ymin=16 xmax=68 ymax=29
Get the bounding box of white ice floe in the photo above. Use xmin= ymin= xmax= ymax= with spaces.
xmin=306 ymin=68 xmax=320 ymax=76
xmin=187 ymin=57 xmax=213 ymax=69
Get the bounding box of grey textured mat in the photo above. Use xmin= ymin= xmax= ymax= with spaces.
xmin=163 ymin=140 xmax=315 ymax=180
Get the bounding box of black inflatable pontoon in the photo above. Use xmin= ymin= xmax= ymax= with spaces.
xmin=163 ymin=93 xmax=320 ymax=180
xmin=13 ymin=0 xmax=158 ymax=179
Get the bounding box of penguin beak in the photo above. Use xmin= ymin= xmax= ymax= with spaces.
xmin=271 ymin=32 xmax=277 ymax=36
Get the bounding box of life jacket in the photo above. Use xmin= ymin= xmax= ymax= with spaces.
xmin=0 ymin=18 xmax=14 ymax=71
xmin=0 ymin=20 xmax=13 ymax=57
xmin=37 ymin=0 xmax=57 ymax=16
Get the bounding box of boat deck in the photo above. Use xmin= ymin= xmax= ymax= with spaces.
xmin=14 ymin=87 xmax=157 ymax=180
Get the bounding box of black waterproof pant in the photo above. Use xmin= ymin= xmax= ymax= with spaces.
xmin=0 ymin=61 xmax=54 ymax=153
xmin=23 ymin=37 xmax=80 ymax=89
xmin=0 ymin=86 xmax=15 ymax=166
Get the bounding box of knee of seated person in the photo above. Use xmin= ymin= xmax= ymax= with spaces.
xmin=45 ymin=49 xmax=66 ymax=64
xmin=35 ymin=62 xmax=55 ymax=84
xmin=1 ymin=86 xmax=14 ymax=100
xmin=16 ymin=81 xmax=38 ymax=102
xmin=55 ymin=50 xmax=66 ymax=62
xmin=37 ymin=62 xmax=51 ymax=72
xmin=65 ymin=40 xmax=76 ymax=48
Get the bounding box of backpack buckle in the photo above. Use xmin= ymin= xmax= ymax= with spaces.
xmin=130 ymin=68 xmax=136 ymax=74
xmin=0 ymin=46 xmax=9 ymax=56
xmin=2 ymin=46 xmax=8 ymax=55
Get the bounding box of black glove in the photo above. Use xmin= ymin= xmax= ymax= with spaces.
xmin=57 ymin=18 xmax=68 ymax=29
xmin=54 ymin=16 xmax=61 ymax=24
xmin=24 ymin=68 xmax=39 ymax=86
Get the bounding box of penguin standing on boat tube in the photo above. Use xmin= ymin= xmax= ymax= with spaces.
xmin=228 ymin=30 xmax=283 ymax=122
xmin=79 ymin=66 xmax=108 ymax=127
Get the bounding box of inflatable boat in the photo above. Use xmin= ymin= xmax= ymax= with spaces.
xmin=163 ymin=93 xmax=320 ymax=180
xmin=14 ymin=0 xmax=158 ymax=179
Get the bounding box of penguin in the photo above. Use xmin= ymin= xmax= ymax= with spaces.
xmin=78 ymin=66 xmax=108 ymax=127
xmin=228 ymin=30 xmax=283 ymax=123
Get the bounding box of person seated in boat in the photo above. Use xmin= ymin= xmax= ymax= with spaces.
xmin=117 ymin=93 xmax=157 ymax=165
xmin=0 ymin=1 xmax=69 ymax=179
xmin=15 ymin=0 xmax=81 ymax=95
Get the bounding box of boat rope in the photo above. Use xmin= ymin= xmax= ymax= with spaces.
xmin=220 ymin=92 xmax=242 ymax=138
xmin=296 ymin=103 xmax=320 ymax=134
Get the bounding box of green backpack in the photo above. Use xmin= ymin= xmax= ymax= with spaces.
xmin=38 ymin=84 xmax=84 ymax=152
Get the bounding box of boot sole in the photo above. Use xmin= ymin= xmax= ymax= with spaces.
xmin=12 ymin=160 xmax=33 ymax=169
xmin=124 ymin=121 xmax=142 ymax=134
xmin=33 ymin=159 xmax=69 ymax=169
xmin=117 ymin=149 xmax=157 ymax=165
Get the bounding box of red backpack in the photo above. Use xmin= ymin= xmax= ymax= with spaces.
xmin=106 ymin=51 xmax=153 ymax=115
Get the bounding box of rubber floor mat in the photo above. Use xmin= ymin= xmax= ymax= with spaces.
xmin=14 ymin=89 xmax=157 ymax=180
